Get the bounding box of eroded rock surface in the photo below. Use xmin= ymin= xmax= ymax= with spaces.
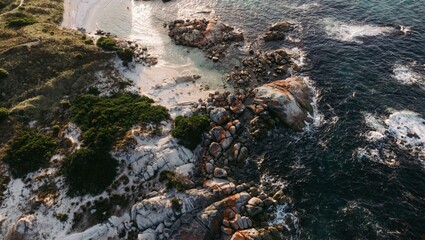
xmin=253 ymin=77 xmax=314 ymax=130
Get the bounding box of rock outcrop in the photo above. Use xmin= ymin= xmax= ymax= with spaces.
xmin=168 ymin=19 xmax=244 ymax=61
xmin=253 ymin=77 xmax=314 ymax=130
xmin=263 ymin=21 xmax=294 ymax=42
xmin=5 ymin=215 xmax=39 ymax=240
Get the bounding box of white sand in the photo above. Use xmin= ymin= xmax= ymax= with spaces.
xmin=63 ymin=0 xmax=232 ymax=116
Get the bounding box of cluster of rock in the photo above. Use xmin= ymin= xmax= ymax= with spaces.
xmin=116 ymin=40 xmax=158 ymax=66
xmin=226 ymin=49 xmax=300 ymax=90
xmin=263 ymin=22 xmax=295 ymax=42
xmin=168 ymin=19 xmax=244 ymax=62
xmin=130 ymin=177 xmax=294 ymax=240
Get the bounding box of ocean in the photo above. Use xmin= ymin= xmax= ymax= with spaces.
xmin=80 ymin=0 xmax=425 ymax=238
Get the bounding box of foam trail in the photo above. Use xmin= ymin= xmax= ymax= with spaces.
xmin=363 ymin=110 xmax=425 ymax=162
xmin=323 ymin=18 xmax=395 ymax=43
xmin=392 ymin=64 xmax=424 ymax=87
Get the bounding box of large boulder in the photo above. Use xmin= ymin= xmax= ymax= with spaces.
xmin=253 ymin=77 xmax=314 ymax=130
xmin=231 ymin=225 xmax=290 ymax=240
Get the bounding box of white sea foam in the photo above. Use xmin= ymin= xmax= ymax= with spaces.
xmin=363 ymin=110 xmax=425 ymax=161
xmin=392 ymin=64 xmax=424 ymax=86
xmin=303 ymin=77 xmax=324 ymax=132
xmin=354 ymin=147 xmax=399 ymax=167
xmin=323 ymin=18 xmax=395 ymax=43
xmin=385 ymin=110 xmax=425 ymax=158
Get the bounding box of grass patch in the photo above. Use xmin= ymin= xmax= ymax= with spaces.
xmin=1 ymin=129 xmax=56 ymax=178
xmin=171 ymin=114 xmax=210 ymax=150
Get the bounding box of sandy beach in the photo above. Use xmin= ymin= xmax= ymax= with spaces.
xmin=62 ymin=0 xmax=230 ymax=116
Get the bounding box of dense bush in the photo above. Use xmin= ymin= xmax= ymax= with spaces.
xmin=62 ymin=148 xmax=117 ymax=195
xmin=171 ymin=114 xmax=210 ymax=150
xmin=64 ymin=93 xmax=169 ymax=195
xmin=0 ymin=68 xmax=9 ymax=79
xmin=116 ymin=48 xmax=134 ymax=62
xmin=54 ymin=213 xmax=68 ymax=222
xmin=96 ymin=36 xmax=117 ymax=51
xmin=72 ymin=93 xmax=169 ymax=149
xmin=159 ymin=170 xmax=194 ymax=191
xmin=6 ymin=13 xmax=37 ymax=27
xmin=84 ymin=39 xmax=94 ymax=45
xmin=170 ymin=197 xmax=182 ymax=211
xmin=2 ymin=130 xmax=56 ymax=177
xmin=0 ymin=107 xmax=8 ymax=122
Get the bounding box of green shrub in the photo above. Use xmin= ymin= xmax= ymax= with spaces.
xmin=62 ymin=148 xmax=117 ymax=195
xmin=60 ymin=99 xmax=71 ymax=109
xmin=159 ymin=170 xmax=194 ymax=191
xmin=54 ymin=213 xmax=68 ymax=222
xmin=116 ymin=48 xmax=134 ymax=62
xmin=51 ymin=124 xmax=61 ymax=136
xmin=0 ymin=107 xmax=8 ymax=122
xmin=171 ymin=114 xmax=210 ymax=150
xmin=2 ymin=130 xmax=56 ymax=178
xmin=96 ymin=36 xmax=117 ymax=51
xmin=170 ymin=197 xmax=182 ymax=211
xmin=72 ymin=93 xmax=169 ymax=150
xmin=74 ymin=53 xmax=83 ymax=60
xmin=0 ymin=68 xmax=9 ymax=80
xmin=6 ymin=13 xmax=37 ymax=27
xmin=84 ymin=39 xmax=94 ymax=45
xmin=63 ymin=93 xmax=169 ymax=195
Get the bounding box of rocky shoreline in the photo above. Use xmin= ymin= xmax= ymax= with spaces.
xmin=118 ymin=19 xmax=314 ymax=240
xmin=1 ymin=9 xmax=315 ymax=240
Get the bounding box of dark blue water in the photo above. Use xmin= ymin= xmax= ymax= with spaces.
xmin=213 ymin=1 xmax=425 ymax=239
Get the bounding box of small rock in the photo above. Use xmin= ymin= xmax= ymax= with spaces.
xmin=209 ymin=142 xmax=223 ymax=158
xmin=248 ymin=197 xmax=264 ymax=207
xmin=238 ymin=147 xmax=249 ymax=161
xmin=210 ymin=108 xmax=230 ymax=125
xmin=214 ymin=168 xmax=228 ymax=178
xmin=221 ymin=226 xmax=233 ymax=235
xmin=205 ymin=163 xmax=214 ymax=174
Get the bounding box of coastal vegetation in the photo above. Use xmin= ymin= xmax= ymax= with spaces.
xmin=171 ymin=114 xmax=210 ymax=149
xmin=5 ymin=13 xmax=37 ymax=27
xmin=62 ymin=148 xmax=117 ymax=195
xmin=0 ymin=107 xmax=8 ymax=121
xmin=116 ymin=48 xmax=134 ymax=62
xmin=71 ymin=93 xmax=169 ymax=150
xmin=62 ymin=93 xmax=169 ymax=195
xmin=0 ymin=67 xmax=9 ymax=79
xmin=159 ymin=170 xmax=194 ymax=191
xmin=1 ymin=129 xmax=56 ymax=177
xmin=96 ymin=36 xmax=117 ymax=51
